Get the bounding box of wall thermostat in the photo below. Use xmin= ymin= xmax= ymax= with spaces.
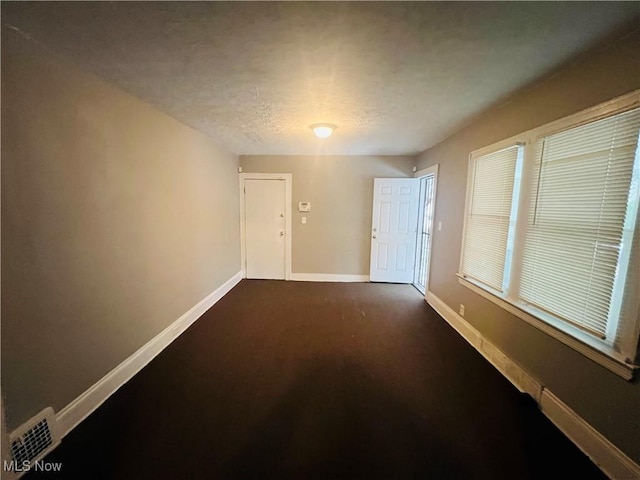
xmin=298 ymin=202 xmax=311 ymax=212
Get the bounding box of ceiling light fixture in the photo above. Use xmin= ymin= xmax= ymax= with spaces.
xmin=310 ymin=123 xmax=336 ymax=138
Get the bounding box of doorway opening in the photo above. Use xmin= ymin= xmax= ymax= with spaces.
xmin=413 ymin=166 xmax=438 ymax=295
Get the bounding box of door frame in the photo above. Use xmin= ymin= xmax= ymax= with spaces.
xmin=413 ymin=164 xmax=439 ymax=296
xmin=239 ymin=173 xmax=292 ymax=280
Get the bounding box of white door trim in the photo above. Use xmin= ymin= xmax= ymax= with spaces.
xmin=414 ymin=164 xmax=439 ymax=179
xmin=413 ymin=164 xmax=439 ymax=296
xmin=239 ymin=173 xmax=292 ymax=280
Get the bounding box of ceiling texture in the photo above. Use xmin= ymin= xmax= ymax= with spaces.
xmin=3 ymin=2 xmax=640 ymax=156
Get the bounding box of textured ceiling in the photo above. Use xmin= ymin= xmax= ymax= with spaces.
xmin=3 ymin=2 xmax=640 ymax=156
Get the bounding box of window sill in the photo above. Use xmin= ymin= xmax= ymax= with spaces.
xmin=457 ymin=275 xmax=637 ymax=380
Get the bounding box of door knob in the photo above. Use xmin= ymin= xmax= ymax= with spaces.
xmin=372 ymin=235 xmax=377 ymax=239
xmin=280 ymin=231 xmax=285 ymax=236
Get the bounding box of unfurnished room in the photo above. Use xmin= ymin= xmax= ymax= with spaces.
xmin=1 ymin=2 xmax=640 ymax=479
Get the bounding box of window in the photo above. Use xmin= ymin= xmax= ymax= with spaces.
xmin=460 ymin=93 xmax=640 ymax=378
xmin=461 ymin=145 xmax=522 ymax=292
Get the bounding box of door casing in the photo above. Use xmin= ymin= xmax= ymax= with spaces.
xmin=413 ymin=164 xmax=439 ymax=296
xmin=239 ymin=173 xmax=292 ymax=280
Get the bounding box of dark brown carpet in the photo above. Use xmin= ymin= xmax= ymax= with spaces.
xmin=28 ymin=280 xmax=606 ymax=479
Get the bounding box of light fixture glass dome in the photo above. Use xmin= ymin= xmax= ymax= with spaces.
xmin=310 ymin=123 xmax=336 ymax=138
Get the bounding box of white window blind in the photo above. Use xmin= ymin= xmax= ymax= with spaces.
xmin=519 ymin=108 xmax=640 ymax=340
xmin=461 ymin=146 xmax=520 ymax=291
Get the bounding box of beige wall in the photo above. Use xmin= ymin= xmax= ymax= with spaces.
xmin=239 ymin=156 xmax=414 ymax=275
xmin=1 ymin=398 xmax=15 ymax=480
xmin=1 ymin=30 xmax=241 ymax=431
xmin=416 ymin=27 xmax=640 ymax=463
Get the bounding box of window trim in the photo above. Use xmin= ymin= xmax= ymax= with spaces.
xmin=458 ymin=89 xmax=640 ymax=380
xmin=460 ymin=144 xmax=524 ymax=292
xmin=458 ymin=275 xmax=634 ymax=380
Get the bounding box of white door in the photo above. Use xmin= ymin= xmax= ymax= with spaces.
xmin=244 ymin=179 xmax=286 ymax=279
xmin=370 ymin=178 xmax=420 ymax=283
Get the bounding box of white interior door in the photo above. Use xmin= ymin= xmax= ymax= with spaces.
xmin=370 ymin=178 xmax=420 ymax=283
xmin=244 ymin=179 xmax=286 ymax=279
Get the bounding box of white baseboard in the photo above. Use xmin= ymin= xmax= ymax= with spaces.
xmin=426 ymin=290 xmax=640 ymax=480
xmin=541 ymin=390 xmax=640 ymax=480
xmin=426 ymin=291 xmax=541 ymax=400
xmin=291 ymin=273 xmax=369 ymax=282
xmin=55 ymin=270 xmax=243 ymax=439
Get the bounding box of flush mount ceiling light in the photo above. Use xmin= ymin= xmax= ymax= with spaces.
xmin=309 ymin=123 xmax=337 ymax=138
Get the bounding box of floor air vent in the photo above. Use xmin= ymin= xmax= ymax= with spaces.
xmin=10 ymin=407 xmax=60 ymax=467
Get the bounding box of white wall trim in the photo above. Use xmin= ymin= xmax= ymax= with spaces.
xmin=540 ymin=390 xmax=640 ymax=480
xmin=239 ymin=173 xmax=292 ymax=280
xmin=291 ymin=273 xmax=369 ymax=283
xmin=413 ymin=163 xmax=439 ymax=294
xmin=458 ymin=91 xmax=640 ymax=372
xmin=470 ymin=90 xmax=640 ymax=159
xmin=55 ymin=270 xmax=243 ymax=439
xmin=426 ymin=291 xmax=542 ymax=401
xmin=414 ymin=164 xmax=439 ymax=179
xmin=426 ymin=290 xmax=640 ymax=480
xmin=458 ymin=276 xmax=635 ymax=380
